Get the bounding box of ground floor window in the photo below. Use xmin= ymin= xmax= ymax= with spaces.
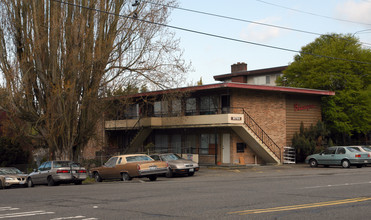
xmin=200 ymin=134 xmax=217 ymax=155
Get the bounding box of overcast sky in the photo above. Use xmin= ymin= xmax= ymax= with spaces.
xmin=169 ymin=0 xmax=371 ymax=85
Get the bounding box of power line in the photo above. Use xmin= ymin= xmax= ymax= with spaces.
xmin=50 ymin=0 xmax=371 ymax=65
xmin=142 ymin=0 xmax=371 ymax=47
xmin=256 ymin=0 xmax=371 ymax=26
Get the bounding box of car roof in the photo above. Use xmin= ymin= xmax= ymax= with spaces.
xmin=115 ymin=154 xmax=149 ymax=157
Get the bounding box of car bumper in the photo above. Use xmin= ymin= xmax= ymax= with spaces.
xmin=52 ymin=173 xmax=87 ymax=182
xmin=349 ymin=159 xmax=370 ymax=165
xmin=171 ymin=167 xmax=199 ymax=174
xmin=5 ymin=179 xmax=27 ymax=187
xmin=138 ymin=167 xmax=168 ymax=176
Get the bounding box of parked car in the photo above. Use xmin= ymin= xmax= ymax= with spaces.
xmin=27 ymin=161 xmax=87 ymax=187
xmin=150 ymin=153 xmax=199 ymax=177
xmin=0 ymin=167 xmax=27 ymax=189
xmin=305 ymin=146 xmax=370 ymax=168
xmin=90 ymin=154 xmax=168 ymax=182
xmin=348 ymin=146 xmax=371 ymax=165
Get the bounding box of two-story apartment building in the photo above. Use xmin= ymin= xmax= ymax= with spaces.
xmin=85 ymin=63 xmax=334 ymax=165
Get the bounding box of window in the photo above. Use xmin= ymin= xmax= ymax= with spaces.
xmin=155 ymin=135 xmax=168 ymax=153
xmin=154 ymin=101 xmax=168 ymax=117
xmin=105 ymin=157 xmax=118 ymax=167
xmin=171 ymin=99 xmax=181 ymax=116
xmin=323 ymin=147 xmax=336 ymax=154
xmin=125 ymin=104 xmax=139 ymax=119
xmin=126 ymin=155 xmax=153 ymax=162
xmin=237 ymin=143 xmax=246 ymax=153
xmin=200 ymin=96 xmax=218 ymax=115
xmin=171 ymin=134 xmax=181 ymax=154
xmin=44 ymin=162 xmax=52 ymax=170
xmin=38 ymin=162 xmax=46 ymax=171
xmin=151 ymin=155 xmax=160 ymax=161
xmin=186 ymin=98 xmax=196 ymax=115
xmin=200 ymin=134 xmax=218 ymax=155
xmin=184 ymin=134 xmax=197 ymax=154
xmin=266 ymin=75 xmax=271 ymax=84
xmin=253 ymin=76 xmax=266 ymax=85
xmin=336 ymin=148 xmax=346 ymax=154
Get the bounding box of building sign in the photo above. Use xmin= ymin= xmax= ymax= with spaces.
xmin=294 ymin=104 xmax=316 ymax=111
xmin=231 ymin=116 xmax=242 ymax=121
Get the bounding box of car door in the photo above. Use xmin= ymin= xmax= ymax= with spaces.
xmin=39 ymin=161 xmax=52 ymax=184
xmin=333 ymin=147 xmax=346 ymax=165
xmin=318 ymin=147 xmax=336 ymax=165
xmin=98 ymin=157 xmax=119 ymax=179
xmin=32 ymin=162 xmax=46 ymax=184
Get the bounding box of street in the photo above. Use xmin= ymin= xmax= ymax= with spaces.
xmin=1 ymin=164 xmax=371 ymax=219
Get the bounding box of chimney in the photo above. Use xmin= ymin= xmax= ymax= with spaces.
xmin=231 ymin=62 xmax=247 ymax=73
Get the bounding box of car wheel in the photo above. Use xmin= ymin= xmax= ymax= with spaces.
xmin=47 ymin=176 xmax=55 ymax=186
xmin=74 ymin=180 xmax=82 ymax=185
xmin=309 ymin=159 xmax=318 ymax=167
xmin=121 ymin=173 xmax=131 ymax=181
xmin=94 ymin=172 xmax=102 ymax=182
xmin=166 ymin=169 xmax=173 ymax=178
xmin=27 ymin=178 xmax=34 ymax=187
xmin=341 ymin=159 xmax=350 ymax=168
xmin=148 ymin=175 xmax=157 ymax=181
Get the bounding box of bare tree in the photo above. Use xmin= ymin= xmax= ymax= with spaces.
xmin=0 ymin=0 xmax=189 ymax=160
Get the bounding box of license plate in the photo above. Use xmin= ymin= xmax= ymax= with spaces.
xmin=189 ymin=168 xmax=194 ymax=172
xmin=72 ymin=170 xmax=76 ymax=173
xmin=365 ymin=160 xmax=369 ymax=163
xmin=149 ymin=166 xmax=157 ymax=170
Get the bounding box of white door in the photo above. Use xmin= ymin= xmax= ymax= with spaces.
xmin=222 ymin=133 xmax=230 ymax=163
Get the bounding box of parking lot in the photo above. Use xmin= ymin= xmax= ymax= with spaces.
xmin=1 ymin=164 xmax=371 ymax=219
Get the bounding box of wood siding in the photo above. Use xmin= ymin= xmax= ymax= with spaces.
xmin=285 ymin=95 xmax=322 ymax=146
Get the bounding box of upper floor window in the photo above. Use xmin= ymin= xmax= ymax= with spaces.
xmin=154 ymin=100 xmax=168 ymax=117
xmin=200 ymin=96 xmax=218 ymax=115
xmin=186 ymin=98 xmax=196 ymax=116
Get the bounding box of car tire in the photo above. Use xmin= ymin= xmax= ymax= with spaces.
xmin=121 ymin=173 xmax=131 ymax=181
xmin=166 ymin=169 xmax=173 ymax=178
xmin=148 ymin=175 xmax=157 ymax=181
xmin=94 ymin=172 xmax=102 ymax=182
xmin=309 ymin=159 xmax=318 ymax=167
xmin=341 ymin=159 xmax=350 ymax=168
xmin=27 ymin=178 xmax=34 ymax=187
xmin=188 ymin=172 xmax=195 ymax=176
xmin=47 ymin=176 xmax=56 ymax=186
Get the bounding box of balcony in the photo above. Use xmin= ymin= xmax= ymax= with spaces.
xmin=105 ymin=113 xmax=245 ymax=130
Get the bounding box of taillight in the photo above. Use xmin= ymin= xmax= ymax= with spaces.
xmin=78 ymin=170 xmax=86 ymax=173
xmin=57 ymin=170 xmax=70 ymax=173
xmin=368 ymin=154 xmax=370 ymax=158
xmin=137 ymin=164 xmax=141 ymax=170
xmin=166 ymin=162 xmax=169 ymax=167
xmin=355 ymin=154 xmax=361 ymax=158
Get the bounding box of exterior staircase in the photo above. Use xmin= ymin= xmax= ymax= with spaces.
xmin=232 ymin=109 xmax=281 ymax=164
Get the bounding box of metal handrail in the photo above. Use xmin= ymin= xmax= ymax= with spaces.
xmin=242 ymin=109 xmax=281 ymax=161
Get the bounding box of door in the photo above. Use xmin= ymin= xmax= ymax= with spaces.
xmin=222 ymin=133 xmax=230 ymax=163
xmin=99 ymin=157 xmax=119 ymax=179
xmin=318 ymin=147 xmax=336 ymax=165
xmin=221 ymin=95 xmax=230 ymax=113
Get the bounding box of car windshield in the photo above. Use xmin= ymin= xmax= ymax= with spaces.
xmin=126 ymin=156 xmax=153 ymax=162
xmin=0 ymin=168 xmax=22 ymax=174
xmin=53 ymin=161 xmax=80 ymax=168
xmin=160 ymin=154 xmax=181 ymax=161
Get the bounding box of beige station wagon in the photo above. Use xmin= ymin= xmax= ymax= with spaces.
xmin=90 ymin=154 xmax=168 ymax=182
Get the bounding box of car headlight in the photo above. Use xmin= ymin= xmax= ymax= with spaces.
xmin=5 ymin=177 xmax=15 ymax=181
